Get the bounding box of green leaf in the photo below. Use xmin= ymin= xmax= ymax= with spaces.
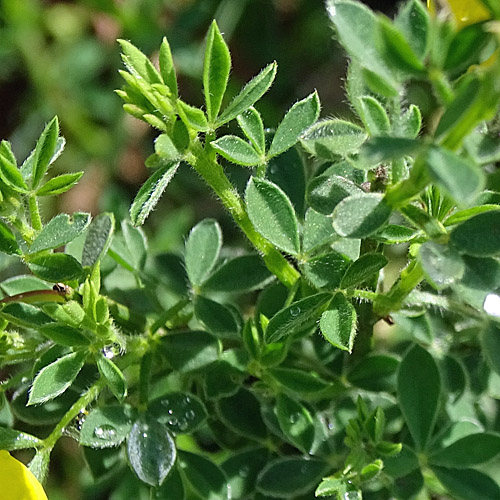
xmin=418 ymin=242 xmax=464 ymax=290
xmin=268 ymin=367 xmax=330 ymax=395
xmin=265 ymin=292 xmax=331 ymax=343
xmin=315 ymin=477 xmax=350 ymax=498
xmin=194 ymin=295 xmax=240 ymax=338
xmin=0 ymin=140 xmax=16 ymax=165
xmin=0 ymin=153 xmax=29 ymax=193
xmin=159 ymin=330 xmax=220 ymax=373
xmin=36 ymin=172 xmax=83 ymax=196
xmin=118 ymin=39 xmax=162 ymax=84
xmin=177 ymin=100 xmax=208 ymax=132
xmin=268 ymin=91 xmax=320 ymax=158
xmin=432 ymin=467 xmax=500 ymax=500
xmin=275 ymin=393 xmax=315 ymax=452
xmin=373 ymin=224 xmax=417 ymax=244
xmin=178 ymin=451 xmax=230 ymax=500
xmin=358 ymin=96 xmax=391 ymax=136
xmin=28 ymin=350 xmax=87 ymax=405
xmin=217 ymin=62 xmax=277 ymax=126
xmin=400 ymin=104 xmax=422 ymax=139
xmin=397 ymin=344 xmax=441 ymax=451
xmin=32 ymin=117 xmax=59 ymax=188
xmin=302 ymin=208 xmax=338 ymax=254
xmin=307 ymin=174 xmax=363 ymax=215
xmin=300 ymin=119 xmax=367 ymax=159
xmin=0 ymin=303 xmax=53 ymax=328
xmin=29 ymin=212 xmax=91 ymax=254
xmin=216 ymin=388 xmax=267 ymax=440
xmin=185 ymin=219 xmax=222 ymax=286
xmin=148 ymin=392 xmax=207 ymax=434
xmin=152 ymin=467 xmax=184 ymax=500
xmin=202 ymin=255 xmax=273 ymax=293
xmin=246 ymin=177 xmax=300 ymax=255
xmin=204 ymin=360 xmax=243 ymax=400
xmin=359 ymin=136 xmax=422 ymax=165
xmin=319 ymin=292 xmax=357 ymax=352
xmin=450 ymin=211 xmax=500 ymax=257
xmin=97 ymin=354 xmax=127 ymax=403
xmin=121 ymin=220 xmax=148 ymax=271
xmin=347 ymin=354 xmax=399 ymax=392
xmin=221 ymin=448 xmax=269 ymax=500
xmin=39 ymin=324 xmax=90 ymax=347
xmin=256 ymin=457 xmax=329 ymax=498
xmin=327 ymin=0 xmax=398 ymax=90
xmin=237 ymin=107 xmax=265 ymax=154
xmin=211 ymin=135 xmax=261 ymax=166
xmin=127 ymin=414 xmax=176 ymax=487
xmin=444 ymin=205 xmax=500 ymax=227
xmin=0 ymin=427 xmax=41 ymax=450
xmin=333 ymin=193 xmax=392 ymax=238
xmin=154 ymin=134 xmax=179 ymax=161
xmin=395 ymin=0 xmax=430 ymax=58
xmin=340 ymin=253 xmax=388 ymax=289
xmin=378 ymin=16 xmax=425 ymax=75
xmin=129 ymin=161 xmax=179 ymax=226
xmin=80 ymin=406 xmax=135 ymax=448
xmin=302 ymin=251 xmax=350 ymax=290
xmin=27 ymin=253 xmax=84 ymax=282
xmin=384 ymin=444 xmax=419 ymax=479
xmin=82 ymin=213 xmax=115 ymax=267
xmin=482 ymin=323 xmax=500 ymax=377
xmin=0 ymin=275 xmax=51 ymax=295
xmin=429 ymin=433 xmax=500 ymax=468
xmin=159 ymin=37 xmax=178 ymax=97
xmin=203 ymin=20 xmax=231 ymax=123
xmin=426 ymin=146 xmax=484 ymax=207
xmin=0 ymin=220 xmax=21 ymax=255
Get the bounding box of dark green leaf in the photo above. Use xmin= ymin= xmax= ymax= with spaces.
xmin=0 ymin=427 xmax=41 ymax=450
xmin=36 ymin=172 xmax=83 ymax=196
xmin=178 ymin=451 xmax=230 ymax=500
xmin=129 ymin=161 xmax=179 ymax=226
xmin=39 ymin=324 xmax=90 ymax=347
xmin=203 ymin=20 xmax=231 ymax=123
xmin=216 ymin=388 xmax=267 ymax=440
xmin=395 ymin=0 xmax=430 ymax=58
xmin=185 ymin=219 xmax=222 ymax=286
xmin=340 ymin=253 xmax=388 ymax=288
xmin=80 ymin=406 xmax=135 ymax=448
xmin=418 ymin=242 xmax=464 ymax=290
xmin=246 ymin=177 xmax=300 ymax=255
xmin=269 ymin=367 xmax=330 ymax=395
xmin=300 ymin=119 xmax=367 ymax=159
xmin=29 ymin=213 xmax=90 ymax=254
xmin=152 ymin=467 xmax=184 ymax=500
xmin=359 ymin=136 xmax=422 ymax=164
xmin=1 ymin=303 xmax=53 ymax=328
xmin=217 ymin=62 xmax=277 ymax=126
xmin=97 ymin=354 xmax=127 ymax=403
xmin=275 ymin=393 xmax=315 ymax=452
xmin=265 ymin=292 xmax=331 ymax=343
xmin=256 ymin=457 xmax=329 ymax=498
xmin=194 ymin=295 xmax=240 ymax=338
xmin=482 ymin=323 xmax=500 ymax=377
xmin=202 ymin=255 xmax=273 ymax=293
xmin=302 ymin=208 xmax=338 ymax=254
xmin=0 ymin=220 xmax=21 ymax=255
xmin=302 ymin=251 xmax=350 ymax=290
xmin=347 ymin=354 xmax=399 ymax=392
xmin=28 ymin=351 xmax=87 ymax=405
xmin=397 ymin=344 xmax=441 ymax=451
xmin=319 ymin=292 xmax=357 ymax=352
xmin=159 ymin=330 xmax=220 ymax=373
xmin=32 ymin=117 xmax=59 ymax=188
xmin=82 ymin=213 xmax=115 ymax=267
xmin=426 ymin=146 xmax=484 ymax=207
xmin=148 ymin=392 xmax=207 ymax=434
xmin=451 ymin=211 xmax=500 ymax=257
xmin=127 ymin=414 xmax=176 ymax=487
xmin=307 ymin=174 xmax=363 ymax=215
xmin=237 ymin=107 xmax=265 ymax=154
xmin=211 ymin=135 xmax=261 ymax=166
xmin=384 ymin=444 xmax=419 ymax=479
xmin=333 ymin=193 xmax=392 ymax=238
xmin=27 ymin=253 xmax=84 ymax=282
xmin=432 ymin=466 xmax=500 ymax=500
xmin=268 ymin=91 xmax=320 ymax=158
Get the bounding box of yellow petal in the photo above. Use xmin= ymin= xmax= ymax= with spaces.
xmin=428 ymin=0 xmax=491 ymax=27
xmin=0 ymin=450 xmax=48 ymax=500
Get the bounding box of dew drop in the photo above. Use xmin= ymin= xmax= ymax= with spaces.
xmin=94 ymin=425 xmax=117 ymax=440
xmin=185 ymin=410 xmax=195 ymax=420
xmin=239 ymin=465 xmax=250 ymax=478
xmin=483 ymin=293 xmax=500 ymax=317
xmin=290 ymin=306 xmax=301 ymax=317
xmin=290 ymin=413 xmax=300 ymax=424
xmin=343 ymin=492 xmax=362 ymax=500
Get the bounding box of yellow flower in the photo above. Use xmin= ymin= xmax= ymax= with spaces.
xmin=428 ymin=0 xmax=491 ymax=27
xmin=0 ymin=450 xmax=48 ymax=500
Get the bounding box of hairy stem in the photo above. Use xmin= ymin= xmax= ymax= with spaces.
xmin=28 ymin=195 xmax=42 ymax=232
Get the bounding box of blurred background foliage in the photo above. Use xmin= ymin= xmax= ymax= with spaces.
xmin=0 ymin=0 xmax=398 ymax=253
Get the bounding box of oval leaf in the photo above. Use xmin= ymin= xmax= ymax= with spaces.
xmin=418 ymin=242 xmax=464 ymax=290
xmin=307 ymin=174 xmax=363 ymax=215
xmin=340 ymin=253 xmax=388 ymax=289
xmin=82 ymin=213 xmax=115 ymax=267
xmin=97 ymin=354 xmax=128 ymax=403
xmin=319 ymin=292 xmax=357 ymax=352
xmin=237 ymin=107 xmax=265 ymax=154
xmin=211 ymin=135 xmax=261 ymax=166
xmin=451 ymin=211 xmax=500 ymax=257
xmin=27 ymin=253 xmax=84 ymax=282
xmin=36 ymin=172 xmax=83 ymax=196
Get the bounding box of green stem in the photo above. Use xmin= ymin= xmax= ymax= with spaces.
xmin=42 ymin=379 xmax=104 ymax=450
xmin=429 ymin=69 xmax=454 ymax=105
xmin=150 ymin=296 xmax=190 ymax=334
xmin=139 ymin=351 xmax=153 ymax=409
xmin=186 ymin=141 xmax=300 ymax=288
xmin=28 ymin=195 xmax=42 ymax=232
